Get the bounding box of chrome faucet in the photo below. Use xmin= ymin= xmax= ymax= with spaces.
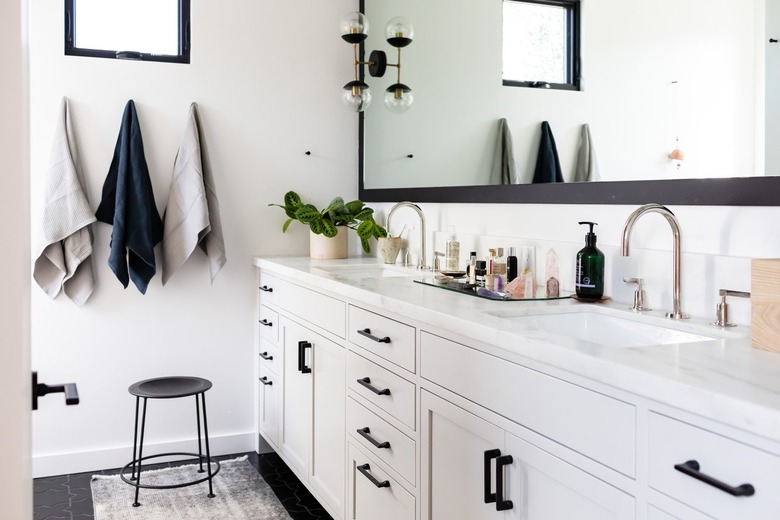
xmin=386 ymin=201 xmax=429 ymax=270
xmin=621 ymin=203 xmax=689 ymax=319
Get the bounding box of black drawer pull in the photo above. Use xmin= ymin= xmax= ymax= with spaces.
xmin=496 ymin=455 xmax=514 ymax=511
xmin=484 ymin=449 xmax=500 ymax=504
xmin=259 ymin=319 xmax=273 ymax=327
xmin=357 ymin=377 xmax=390 ymax=396
xmin=357 ymin=427 xmax=391 ymax=449
xmin=674 ymin=460 xmax=755 ymax=497
xmin=259 ymin=285 xmax=274 ymax=293
xmin=298 ymin=341 xmax=312 ymax=374
xmin=357 ymin=328 xmax=391 ymax=343
xmin=259 ymin=351 xmax=274 ymax=361
xmin=357 ymin=463 xmax=390 ymax=488
xmin=259 ymin=376 xmax=273 ymax=386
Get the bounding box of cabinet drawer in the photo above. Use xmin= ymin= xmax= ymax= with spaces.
xmin=258 ymin=271 xmax=279 ymax=306
xmin=648 ymin=412 xmax=780 ymax=519
xmin=279 ymin=280 xmax=346 ymax=338
xmin=257 ymin=366 xmax=280 ymax=448
xmin=258 ymin=305 xmax=279 ymax=342
xmin=347 ymin=352 xmax=416 ymax=430
xmin=420 ymin=331 xmax=635 ymax=477
xmin=347 ymin=396 xmax=416 ymax=486
xmin=257 ymin=337 xmax=281 ymax=376
xmin=348 ymin=444 xmax=415 ymax=520
xmin=348 ymin=305 xmax=416 ymax=372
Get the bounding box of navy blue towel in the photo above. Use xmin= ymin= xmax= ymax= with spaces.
xmin=95 ymin=100 xmax=163 ymax=294
xmin=532 ymin=121 xmax=564 ymax=184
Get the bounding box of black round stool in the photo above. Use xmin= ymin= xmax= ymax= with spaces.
xmin=120 ymin=376 xmax=220 ymax=507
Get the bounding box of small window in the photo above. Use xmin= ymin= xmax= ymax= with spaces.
xmin=65 ymin=0 xmax=190 ymax=64
xmin=502 ymin=0 xmax=580 ymax=90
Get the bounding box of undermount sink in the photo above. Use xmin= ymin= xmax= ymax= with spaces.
xmin=493 ymin=310 xmax=722 ymax=348
xmin=312 ymin=263 xmax=414 ymax=279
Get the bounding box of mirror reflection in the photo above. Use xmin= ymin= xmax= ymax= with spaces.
xmin=363 ymin=0 xmax=778 ymax=190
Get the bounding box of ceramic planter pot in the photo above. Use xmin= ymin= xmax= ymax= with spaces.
xmin=309 ymin=227 xmax=348 ymax=259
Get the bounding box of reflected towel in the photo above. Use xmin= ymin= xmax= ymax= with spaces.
xmin=532 ymin=121 xmax=564 ymax=184
xmin=574 ymin=124 xmax=601 ymax=182
xmin=95 ymin=100 xmax=163 ymax=294
xmin=490 ymin=118 xmax=518 ymax=185
xmin=162 ymin=103 xmax=226 ymax=285
xmin=33 ymin=97 xmax=96 ymax=307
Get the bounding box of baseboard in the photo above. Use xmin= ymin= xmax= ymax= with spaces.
xmin=32 ymin=431 xmax=255 ymax=478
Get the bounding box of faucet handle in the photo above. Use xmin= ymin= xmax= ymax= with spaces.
xmin=433 ymin=251 xmax=445 ymax=272
xmin=712 ymin=289 xmax=751 ymax=327
xmin=623 ymin=277 xmax=651 ymax=311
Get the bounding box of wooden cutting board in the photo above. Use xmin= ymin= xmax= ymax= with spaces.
xmin=752 ymin=259 xmax=780 ymax=353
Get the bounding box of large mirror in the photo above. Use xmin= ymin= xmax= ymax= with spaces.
xmin=359 ymin=0 xmax=780 ymax=205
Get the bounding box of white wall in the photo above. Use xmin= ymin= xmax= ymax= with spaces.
xmin=29 ymin=0 xmax=358 ymax=476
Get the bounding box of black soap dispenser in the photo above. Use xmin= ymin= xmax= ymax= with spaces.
xmin=575 ymin=221 xmax=605 ymax=300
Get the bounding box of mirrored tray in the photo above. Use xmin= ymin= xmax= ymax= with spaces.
xmin=414 ymin=277 xmax=572 ymax=301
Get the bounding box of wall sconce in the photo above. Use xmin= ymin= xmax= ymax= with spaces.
xmin=340 ymin=12 xmax=414 ymax=113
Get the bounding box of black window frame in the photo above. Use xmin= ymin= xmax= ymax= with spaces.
xmin=502 ymin=0 xmax=580 ymax=91
xmin=64 ymin=0 xmax=191 ymax=64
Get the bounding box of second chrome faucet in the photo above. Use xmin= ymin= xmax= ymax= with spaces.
xmin=386 ymin=201 xmax=429 ymax=270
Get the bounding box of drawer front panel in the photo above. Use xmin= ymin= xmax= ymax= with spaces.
xmin=257 ymin=337 xmax=281 ymax=376
xmin=347 ymin=396 xmax=416 ymax=486
xmin=279 ymin=280 xmax=346 ymax=338
xmin=420 ymin=331 xmax=636 ymax=477
xmin=348 ymin=305 xmax=416 ymax=372
xmin=648 ymin=412 xmax=780 ymax=519
xmin=258 ymin=305 xmax=279 ymax=342
xmin=347 ymin=352 xmax=416 ymax=430
xmin=348 ymin=444 xmax=415 ymax=520
xmin=258 ymin=271 xmax=279 ymax=306
xmin=257 ymin=366 xmax=280 ymax=448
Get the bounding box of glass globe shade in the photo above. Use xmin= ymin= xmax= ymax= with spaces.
xmin=383 ymin=84 xmax=413 ymax=113
xmin=340 ymin=12 xmax=369 ymax=42
xmin=342 ymin=83 xmax=372 ymax=112
xmin=385 ymin=17 xmax=414 ymax=41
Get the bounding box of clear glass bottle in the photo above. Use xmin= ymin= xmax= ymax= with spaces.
xmin=445 ymin=230 xmax=460 ymax=272
xmin=493 ymin=247 xmax=507 ymax=287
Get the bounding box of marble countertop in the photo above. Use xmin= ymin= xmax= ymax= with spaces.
xmin=255 ymin=256 xmax=780 ymax=445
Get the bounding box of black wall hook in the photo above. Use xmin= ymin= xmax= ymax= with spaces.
xmin=304 ymin=151 xmax=311 ymax=156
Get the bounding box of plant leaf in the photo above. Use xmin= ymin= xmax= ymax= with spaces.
xmin=282 ymin=218 xmax=294 ymax=233
xmin=373 ymin=224 xmax=388 ymax=238
xmin=355 ymin=208 xmax=374 ymax=221
xmin=325 ymin=197 xmax=345 ymax=214
xmin=295 ymin=204 xmax=321 ymax=223
xmin=322 ymin=220 xmax=338 ymax=237
xmin=356 ymin=220 xmax=374 ymax=239
xmin=284 ymin=191 xmax=302 ymax=208
xmin=310 ymin=219 xmax=324 ymax=235
xmin=361 ymin=237 xmax=370 ymax=253
xmin=345 ymin=200 xmax=364 ymax=214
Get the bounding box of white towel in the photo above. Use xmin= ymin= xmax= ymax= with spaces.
xmin=574 ymin=124 xmax=601 ymax=182
xmin=162 ymin=103 xmax=226 ymax=285
xmin=33 ymin=97 xmax=96 ymax=307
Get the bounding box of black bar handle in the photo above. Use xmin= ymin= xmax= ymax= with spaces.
xmin=674 ymin=460 xmax=755 ymax=497
xmin=496 ymin=455 xmax=514 ymax=511
xmin=484 ymin=449 xmax=500 ymax=504
xmin=770 ymin=38 xmax=778 ymax=43
xmin=259 ymin=285 xmax=274 ymax=293
xmin=357 ymin=328 xmax=391 ymax=343
xmin=297 ymin=341 xmax=305 ymax=372
xmin=259 ymin=376 xmax=273 ymax=386
xmin=357 ymin=463 xmax=390 ymax=488
xmin=259 ymin=351 xmax=274 ymax=361
xmin=259 ymin=319 xmax=273 ymax=327
xmin=32 ymin=372 xmax=79 ymax=411
xmin=300 ymin=342 xmax=312 ymax=374
xmin=357 ymin=427 xmax=391 ymax=449
xmin=357 ymin=377 xmax=390 ymax=396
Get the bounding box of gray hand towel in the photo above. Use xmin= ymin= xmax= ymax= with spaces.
xmin=33 ymin=97 xmax=96 ymax=307
xmin=162 ymin=103 xmax=226 ymax=285
xmin=574 ymin=124 xmax=601 ymax=182
xmin=490 ymin=118 xmax=518 ymax=185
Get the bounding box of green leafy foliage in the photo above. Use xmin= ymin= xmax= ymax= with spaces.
xmin=269 ymin=191 xmax=388 ymax=253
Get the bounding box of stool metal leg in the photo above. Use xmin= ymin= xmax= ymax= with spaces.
xmin=133 ymin=397 xmax=148 ymax=507
xmin=131 ymin=396 xmax=140 ymax=480
xmin=196 ymin=395 xmax=204 ymax=473
xmin=200 ymin=392 xmax=215 ymax=498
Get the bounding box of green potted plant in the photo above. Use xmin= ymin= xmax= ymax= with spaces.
xmin=270 ymin=191 xmax=387 ymax=258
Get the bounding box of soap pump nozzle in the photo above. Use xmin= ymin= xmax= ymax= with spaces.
xmin=579 ymin=221 xmax=598 ymax=247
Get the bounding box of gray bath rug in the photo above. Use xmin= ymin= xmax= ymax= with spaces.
xmin=91 ymin=456 xmax=291 ymax=519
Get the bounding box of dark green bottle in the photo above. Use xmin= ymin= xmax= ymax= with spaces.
xmin=575 ymin=221 xmax=605 ymax=300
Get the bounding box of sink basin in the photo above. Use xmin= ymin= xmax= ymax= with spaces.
xmin=313 ymin=264 xmax=414 ymax=279
xmin=495 ymin=310 xmax=720 ymax=348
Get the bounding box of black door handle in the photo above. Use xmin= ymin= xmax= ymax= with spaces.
xmin=357 ymin=328 xmax=391 ymax=343
xmin=496 ymin=455 xmax=514 ymax=511
xmin=259 ymin=319 xmax=273 ymax=327
xmin=357 ymin=377 xmax=390 ymax=396
xmin=770 ymin=38 xmax=778 ymax=43
xmin=259 ymin=376 xmax=273 ymax=386
xmin=298 ymin=341 xmax=312 ymax=374
xmin=484 ymin=449 xmax=500 ymax=504
xmin=259 ymin=351 xmax=273 ymax=361
xmin=32 ymin=371 xmax=79 ymax=411
xmin=674 ymin=460 xmax=755 ymax=497
xmin=357 ymin=463 xmax=390 ymax=488
xmin=357 ymin=427 xmax=391 ymax=449
xmin=259 ymin=285 xmax=274 ymax=292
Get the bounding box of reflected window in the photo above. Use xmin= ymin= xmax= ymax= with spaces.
xmin=502 ymin=0 xmax=580 ymax=90
xmin=65 ymin=0 xmax=190 ymax=64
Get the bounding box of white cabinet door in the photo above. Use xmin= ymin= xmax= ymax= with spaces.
xmin=310 ymin=332 xmax=346 ymax=518
xmin=504 ymin=432 xmax=634 ymax=520
xmin=257 ymin=366 xmax=281 ymax=448
xmin=421 ymin=391 xmax=507 ymax=520
xmin=280 ymin=318 xmax=313 ymax=477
